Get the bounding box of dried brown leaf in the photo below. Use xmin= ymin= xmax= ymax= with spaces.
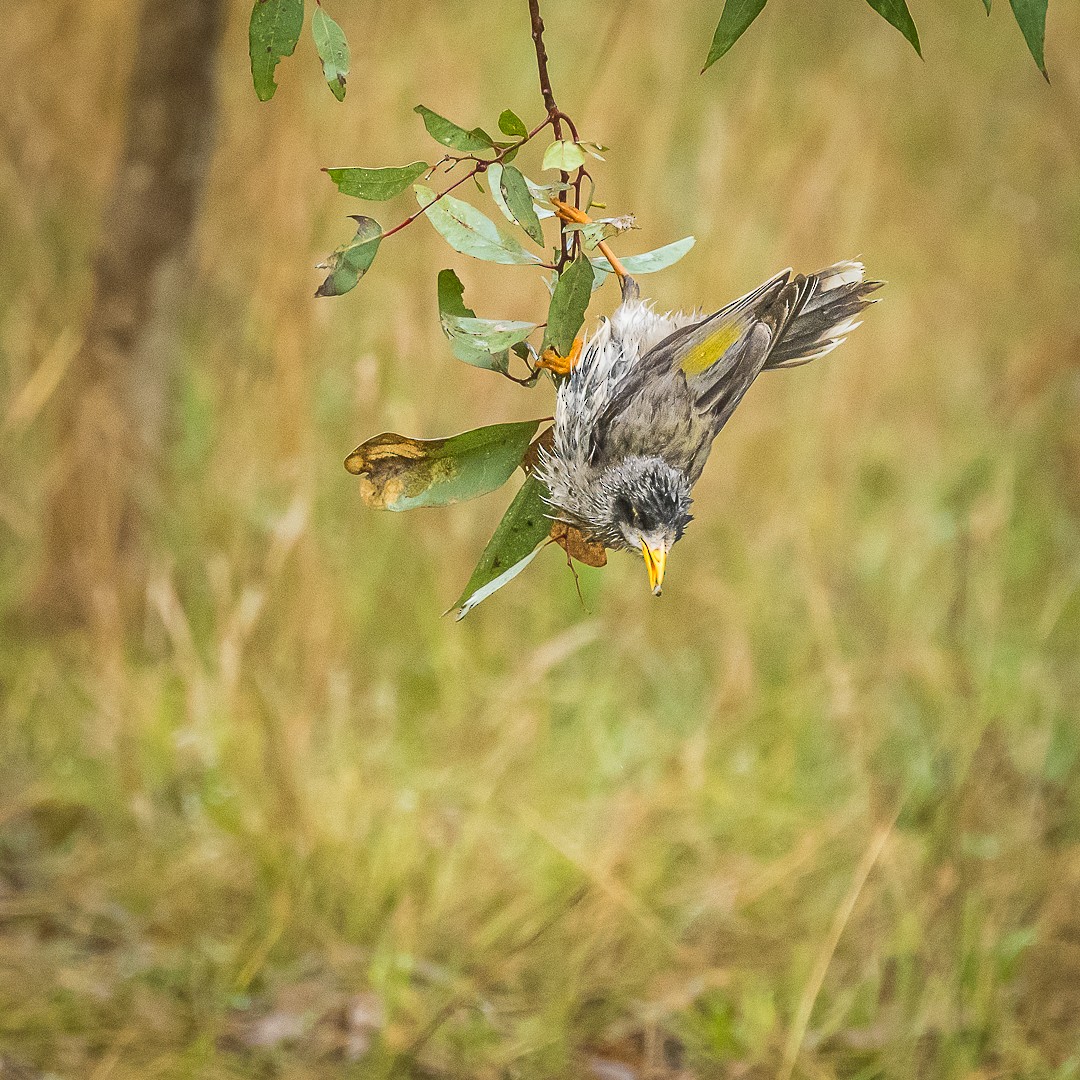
xmin=522 ymin=424 xmax=555 ymax=475
xmin=551 ymin=520 xmax=607 ymax=567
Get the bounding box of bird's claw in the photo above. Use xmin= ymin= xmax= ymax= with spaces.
xmin=536 ymin=336 xmax=583 ymax=377
xmin=549 ymin=198 xmax=632 ymax=285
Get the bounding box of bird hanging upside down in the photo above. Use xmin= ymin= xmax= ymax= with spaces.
xmin=538 ymin=209 xmax=882 ymax=596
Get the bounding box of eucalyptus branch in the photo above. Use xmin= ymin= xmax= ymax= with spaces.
xmin=358 ymin=2 xmax=590 ymax=267
xmin=528 ymin=0 xmax=560 ymax=126
xmin=528 ymin=0 xmax=582 ymax=270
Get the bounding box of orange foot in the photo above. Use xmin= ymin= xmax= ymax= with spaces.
xmin=549 ymin=198 xmax=629 ymax=281
xmin=549 ymin=197 xmax=590 ymax=227
xmin=536 ymin=336 xmax=583 ymax=377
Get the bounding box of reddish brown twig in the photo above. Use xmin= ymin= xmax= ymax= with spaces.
xmin=375 ymin=1 xmax=587 ymax=268
xmin=528 ymin=0 xmax=582 ymax=269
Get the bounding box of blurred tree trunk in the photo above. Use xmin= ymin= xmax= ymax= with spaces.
xmin=30 ymin=0 xmax=225 ymax=634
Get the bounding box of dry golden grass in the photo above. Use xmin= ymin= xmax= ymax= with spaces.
xmin=2 ymin=0 xmax=1080 ymax=1076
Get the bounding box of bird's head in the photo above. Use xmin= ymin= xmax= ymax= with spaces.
xmin=590 ymin=456 xmax=693 ymax=595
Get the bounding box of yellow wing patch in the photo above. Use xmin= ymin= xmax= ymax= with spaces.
xmin=678 ymin=317 xmax=748 ymax=377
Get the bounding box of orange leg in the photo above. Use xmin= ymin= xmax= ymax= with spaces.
xmin=536 ymin=335 xmax=583 ymax=377
xmin=549 ymin=198 xmax=629 ymax=281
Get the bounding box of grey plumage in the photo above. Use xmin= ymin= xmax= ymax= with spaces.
xmin=539 ymin=260 xmax=881 ymax=591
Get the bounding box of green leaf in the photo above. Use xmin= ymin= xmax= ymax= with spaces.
xmin=315 ymin=215 xmax=381 ymax=297
xmin=566 ymin=220 xmax=622 ymax=249
xmin=865 ymin=0 xmax=922 ymax=56
xmin=311 ymin=6 xmax=349 ymax=99
xmin=445 ymin=317 xmax=536 ymax=370
xmin=436 ymin=269 xmax=500 ymax=370
xmin=437 ymin=268 xmax=476 ymax=320
xmin=453 ymin=473 xmax=552 ymax=618
xmin=522 ymin=175 xmax=559 ymax=217
xmin=249 ymin=0 xmax=305 ymax=101
xmin=542 ymin=141 xmax=587 ymax=172
xmin=344 ymin=420 xmax=541 ymax=512
xmin=702 ymin=0 xmax=767 ymax=71
xmin=414 ymin=105 xmax=494 ymax=153
xmin=485 ymin=163 xmax=515 ymax=223
xmin=325 ymin=162 xmax=429 ymax=201
xmin=436 ymin=270 xmax=534 ymax=372
xmin=415 ymin=185 xmax=540 ymax=265
xmin=499 ymin=165 xmax=545 ymax=246
xmin=498 ymin=109 xmax=529 ymax=138
xmin=542 ymin=255 xmax=594 ymax=357
xmin=445 ymin=317 xmax=536 ymax=354
xmin=981 ymin=0 xmax=992 ymax=12
xmin=590 ymin=236 xmax=695 ymax=287
xmin=1008 ymin=0 xmax=1049 ymax=79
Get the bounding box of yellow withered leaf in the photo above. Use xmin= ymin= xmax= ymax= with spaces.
xmin=345 ymin=421 xmax=541 ymax=512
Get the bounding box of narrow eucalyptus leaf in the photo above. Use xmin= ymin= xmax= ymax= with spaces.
xmin=415 ymin=185 xmax=540 ymax=265
xmin=485 ymin=164 xmax=516 ymax=223
xmin=543 ymin=255 xmax=594 ymax=357
xmin=248 ymin=0 xmax=304 ymax=101
xmin=498 ymin=109 xmax=529 ymax=138
xmin=865 ymin=0 xmax=922 ymax=57
xmin=590 ymin=236 xmax=695 ymax=288
xmin=311 ymin=6 xmax=349 ymax=99
xmin=1008 ymin=0 xmax=1049 ymax=79
xmin=414 ymin=105 xmax=494 ymax=152
xmin=325 ymin=162 xmax=428 ymax=201
xmin=566 ymin=220 xmax=621 ymax=249
xmin=499 ymin=165 xmax=545 ymax=245
xmin=452 ymin=339 xmax=511 ymax=372
xmin=454 ymin=474 xmax=552 ymax=618
xmin=982 ymin=0 xmax=992 ymax=11
xmin=315 ymin=215 xmax=381 ymax=297
xmin=542 ymin=140 xmax=587 ymax=172
xmin=702 ymin=0 xmax=767 ymax=71
xmin=344 ymin=420 xmax=541 ymax=512
xmin=444 ymin=316 xmax=537 ymax=354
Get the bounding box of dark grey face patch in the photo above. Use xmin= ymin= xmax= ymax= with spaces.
xmin=598 ymin=457 xmax=693 ymax=549
xmin=614 ymin=485 xmax=691 ymax=540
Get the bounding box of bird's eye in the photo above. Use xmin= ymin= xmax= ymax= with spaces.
xmin=614 ymin=494 xmax=638 ymax=526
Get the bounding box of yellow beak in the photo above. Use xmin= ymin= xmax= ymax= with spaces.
xmin=641 ymin=541 xmax=667 ymax=596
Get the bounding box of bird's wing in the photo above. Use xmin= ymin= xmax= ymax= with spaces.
xmin=672 ymin=271 xmax=816 ymax=418
xmin=593 ymin=269 xmax=808 ymax=446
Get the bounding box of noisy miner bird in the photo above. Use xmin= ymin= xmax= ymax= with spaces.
xmin=538 ymin=209 xmax=881 ymax=596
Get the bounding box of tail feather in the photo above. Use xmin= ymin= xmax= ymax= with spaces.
xmin=765 ymin=261 xmax=882 ymax=369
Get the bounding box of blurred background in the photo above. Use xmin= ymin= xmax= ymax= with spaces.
xmin=2 ymin=0 xmax=1079 ymax=1076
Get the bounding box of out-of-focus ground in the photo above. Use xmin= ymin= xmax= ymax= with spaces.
xmin=2 ymin=0 xmax=1080 ymax=1076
